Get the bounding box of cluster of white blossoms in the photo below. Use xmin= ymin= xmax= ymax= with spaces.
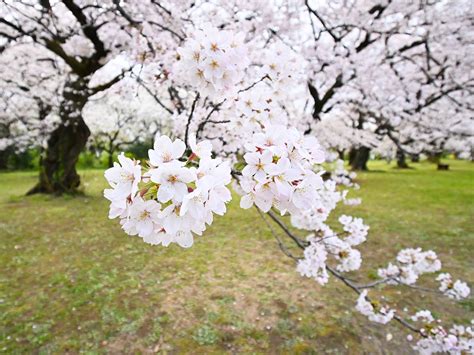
xmin=378 ymin=248 xmax=443 ymax=285
xmin=410 ymin=311 xmax=474 ymax=354
xmin=234 ymin=87 xmax=289 ymax=129
xmin=290 ymin=161 xmax=362 ymax=233
xmin=296 ymin=239 xmax=329 ymax=285
xmin=239 ymin=124 xmax=325 ymax=214
xmin=290 ymin=180 xmax=343 ymax=231
xmin=259 ymin=42 xmax=305 ymax=95
xmin=356 ymin=290 xmax=395 ymax=324
xmin=436 ymin=273 xmax=471 ymax=300
xmin=338 ymin=215 xmax=369 ymax=246
xmin=411 ymin=310 xmax=435 ymax=323
xmin=172 ymin=24 xmax=249 ymax=100
xmin=104 ymin=135 xmax=232 ymax=248
xmin=331 ymin=159 xmax=359 ymax=189
xmin=326 ymin=235 xmax=363 ymax=273
xmin=297 ymin=215 xmax=369 ymax=284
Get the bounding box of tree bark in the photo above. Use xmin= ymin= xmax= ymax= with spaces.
xmin=348 ymin=148 xmax=357 ymax=166
xmin=337 ymin=149 xmax=345 ymax=160
xmin=350 ymin=146 xmax=370 ymax=171
xmin=28 ymin=78 xmax=90 ymax=195
xmin=28 ymin=118 xmax=90 ymax=194
xmin=410 ymin=154 xmax=420 ymax=163
xmin=396 ymin=148 xmax=409 ymax=169
xmin=0 ymin=148 xmax=10 ymax=170
xmin=426 ymin=152 xmax=450 ymax=171
xmin=427 ymin=152 xmax=442 ymax=164
xmin=108 ymin=151 xmax=114 ymax=168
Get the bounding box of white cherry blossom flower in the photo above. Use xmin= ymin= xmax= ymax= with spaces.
xmin=151 ymin=161 xmax=196 ymax=203
xmin=128 ymin=198 xmax=162 ymax=237
xmin=104 ymin=153 xmax=141 ymax=198
xmin=148 ymin=135 xmax=186 ymax=166
xmin=356 ymin=290 xmax=394 ymax=324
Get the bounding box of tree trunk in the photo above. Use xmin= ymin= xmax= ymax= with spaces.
xmin=0 ymin=148 xmax=10 ymax=170
xmin=337 ymin=149 xmax=345 ymax=160
xmin=349 ymin=148 xmax=357 ymax=166
xmin=28 ymin=78 xmax=90 ymax=195
xmin=427 ymin=152 xmax=442 ymax=164
xmin=28 ymin=118 xmax=90 ymax=194
xmin=350 ymin=146 xmax=370 ymax=171
xmin=108 ymin=151 xmax=114 ymax=168
xmin=396 ymin=149 xmax=409 ymax=169
xmin=410 ymin=154 xmax=420 ymax=163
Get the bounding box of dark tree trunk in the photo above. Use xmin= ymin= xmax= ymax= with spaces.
xmin=108 ymin=151 xmax=114 ymax=168
xmin=396 ymin=149 xmax=409 ymax=169
xmin=350 ymin=146 xmax=370 ymax=171
xmin=0 ymin=149 xmax=10 ymax=170
xmin=349 ymin=148 xmax=357 ymax=166
xmin=337 ymin=149 xmax=345 ymax=160
xmin=427 ymin=152 xmax=442 ymax=164
xmin=28 ymin=78 xmax=90 ymax=195
xmin=426 ymin=152 xmax=450 ymax=171
xmin=410 ymin=154 xmax=420 ymax=163
xmin=28 ymin=119 xmax=90 ymax=194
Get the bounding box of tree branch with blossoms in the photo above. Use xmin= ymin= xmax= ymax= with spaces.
xmin=103 ymin=24 xmax=472 ymax=354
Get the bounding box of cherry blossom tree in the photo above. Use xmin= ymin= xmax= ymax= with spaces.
xmin=0 ymin=0 xmax=187 ymax=192
xmin=0 ymin=43 xmax=61 ymax=168
xmin=1 ymin=1 xmax=473 ymax=351
xmin=83 ymin=75 xmax=168 ymax=167
xmin=300 ymin=0 xmax=474 ymax=169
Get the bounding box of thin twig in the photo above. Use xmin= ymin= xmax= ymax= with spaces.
xmin=256 ymin=207 xmax=299 ymax=261
xmin=238 ymin=75 xmax=271 ymax=93
xmin=326 ymin=266 xmax=424 ymax=335
xmin=267 ymin=210 xmax=308 ymax=249
xmin=134 ymin=75 xmax=174 ymax=114
xmin=184 ymin=92 xmax=200 ymax=148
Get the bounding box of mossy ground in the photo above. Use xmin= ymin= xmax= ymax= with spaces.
xmin=1 ymin=159 xmax=473 ymax=353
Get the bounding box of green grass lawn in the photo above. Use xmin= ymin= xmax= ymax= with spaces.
xmin=1 ymin=159 xmax=473 ymax=353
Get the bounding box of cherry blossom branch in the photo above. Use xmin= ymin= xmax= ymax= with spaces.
xmin=88 ymin=68 xmax=131 ymax=96
xmin=196 ymin=102 xmax=225 ymax=139
xmin=238 ymin=75 xmax=271 ymax=93
xmin=184 ymin=92 xmax=200 ymax=148
xmin=325 ymin=265 xmax=424 ymax=335
xmin=256 ymin=207 xmax=299 ymax=261
xmin=267 ymin=210 xmax=309 ymax=249
xmin=304 ymin=1 xmax=340 ymax=42
xmin=133 ymin=75 xmax=174 ymax=114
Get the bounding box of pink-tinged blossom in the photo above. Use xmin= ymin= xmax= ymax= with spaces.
xmin=297 ymin=238 xmax=329 ymax=286
xmin=240 ymin=124 xmax=326 ymax=216
xmin=151 ymin=161 xmax=196 ymax=203
xmin=437 ymin=273 xmax=471 ymax=300
xmin=172 ymin=25 xmax=248 ymax=100
xmin=413 ymin=321 xmax=474 ymax=354
xmin=356 ymin=290 xmax=394 ymax=324
xmin=104 ymin=153 xmax=141 ymax=199
xmin=128 ymin=198 xmax=162 ymax=238
xmin=148 ymin=135 xmax=186 ymax=166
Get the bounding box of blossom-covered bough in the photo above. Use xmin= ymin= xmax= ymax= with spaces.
xmin=103 ymin=24 xmax=472 ymax=353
